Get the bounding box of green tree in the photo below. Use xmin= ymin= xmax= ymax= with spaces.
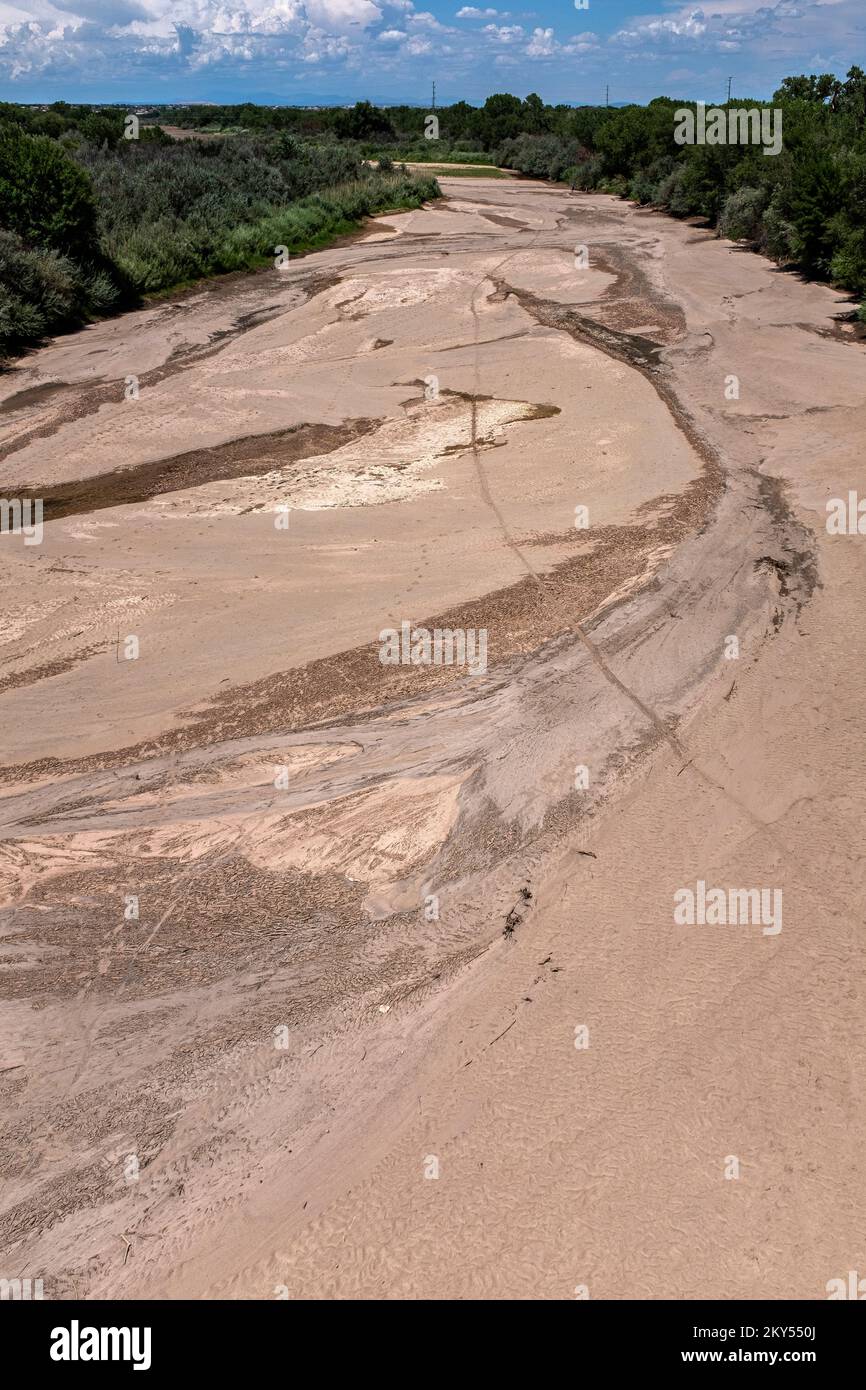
xmin=774 ymin=73 xmax=840 ymax=105
xmin=522 ymin=93 xmax=549 ymax=134
xmin=595 ymin=101 xmax=677 ymax=176
xmin=334 ymin=102 xmax=395 ymax=140
xmin=786 ymin=145 xmax=844 ymax=274
xmin=441 ymin=101 xmax=476 ymax=142
xmin=0 ymin=125 xmax=97 ymax=255
xmin=838 ymin=66 xmax=866 ymax=125
xmin=476 ymin=93 xmax=524 ymax=148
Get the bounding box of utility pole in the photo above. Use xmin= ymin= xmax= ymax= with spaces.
xmin=726 ymin=75 xmax=733 ymax=104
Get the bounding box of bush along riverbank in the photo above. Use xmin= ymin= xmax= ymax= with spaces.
xmin=493 ymin=71 xmax=866 ymax=319
xmin=0 ymin=113 xmax=439 ymax=362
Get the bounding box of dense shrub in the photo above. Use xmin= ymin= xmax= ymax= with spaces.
xmin=490 ymin=69 xmax=866 ymax=313
xmin=0 ymin=125 xmax=97 ymax=256
xmin=655 ymin=165 xmax=691 ymax=215
xmin=0 ymin=114 xmax=438 ymax=359
xmin=0 ymin=229 xmax=96 ymax=354
xmin=573 ymin=156 xmax=603 ymax=190
xmin=718 ymin=186 xmax=769 ymax=241
xmin=628 ymin=170 xmax=660 ymax=204
xmin=85 ymin=145 xmax=438 ymax=293
xmin=761 ymin=190 xmax=798 ymax=260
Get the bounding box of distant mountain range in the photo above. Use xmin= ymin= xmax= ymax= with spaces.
xmin=18 ymin=92 xmax=635 ymax=110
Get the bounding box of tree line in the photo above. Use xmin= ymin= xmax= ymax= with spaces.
xmin=161 ymin=78 xmax=866 ymax=302
xmin=1 ymin=73 xmax=863 ymax=360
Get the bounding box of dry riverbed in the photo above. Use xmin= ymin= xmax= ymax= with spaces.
xmin=1 ymin=177 xmax=864 ymax=1299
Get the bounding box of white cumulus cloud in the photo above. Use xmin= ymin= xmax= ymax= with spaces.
xmin=526 ymin=24 xmax=555 ymax=57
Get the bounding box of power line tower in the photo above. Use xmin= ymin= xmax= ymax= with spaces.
xmin=605 ymin=84 xmax=609 ymax=108
xmin=432 ymin=81 xmax=436 ymax=111
xmin=726 ymin=75 xmax=733 ymax=104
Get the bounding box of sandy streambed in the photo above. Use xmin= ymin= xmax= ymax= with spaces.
xmin=0 ymin=180 xmax=863 ymax=1301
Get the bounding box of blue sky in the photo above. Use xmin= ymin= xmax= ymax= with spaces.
xmin=0 ymin=0 xmax=863 ymax=105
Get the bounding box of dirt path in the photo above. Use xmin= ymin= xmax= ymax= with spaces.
xmin=1 ymin=179 xmax=863 ymax=1300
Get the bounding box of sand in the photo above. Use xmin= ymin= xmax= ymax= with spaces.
xmin=0 ymin=177 xmax=864 ymax=1300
